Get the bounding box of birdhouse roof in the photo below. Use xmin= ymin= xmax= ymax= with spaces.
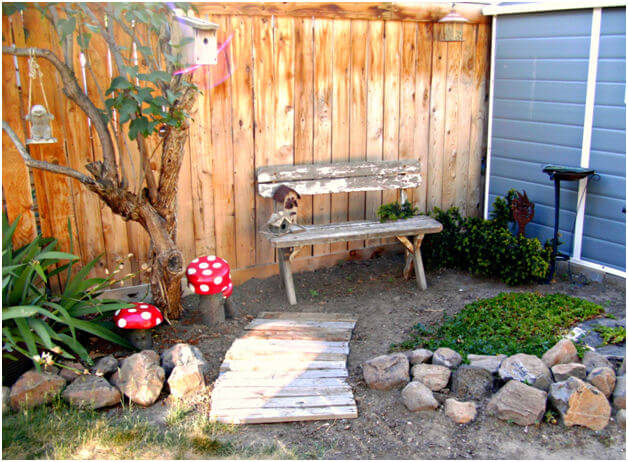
xmin=272 ymin=185 xmax=301 ymax=203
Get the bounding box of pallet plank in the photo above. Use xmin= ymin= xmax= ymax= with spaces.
xmin=220 ymin=360 xmax=347 ymax=372
xmin=241 ymin=329 xmax=352 ymax=342
xmin=246 ymin=319 xmax=356 ymax=330
xmin=218 ymin=369 xmax=348 ymax=380
xmin=215 ymin=377 xmax=349 ymax=388
xmin=210 ymin=394 xmax=355 ymax=410
xmin=212 ymin=386 xmax=352 ymax=399
xmin=210 ymin=405 xmax=358 ymax=424
xmin=258 ymin=312 xmax=358 ymax=322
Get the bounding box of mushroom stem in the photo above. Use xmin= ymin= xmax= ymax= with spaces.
xmin=199 ymin=294 xmax=225 ymax=326
xmin=127 ymin=329 xmax=153 ymax=350
xmin=224 ymin=298 xmax=238 ymax=319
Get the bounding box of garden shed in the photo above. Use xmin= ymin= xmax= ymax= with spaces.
xmin=483 ymin=1 xmax=626 ymax=276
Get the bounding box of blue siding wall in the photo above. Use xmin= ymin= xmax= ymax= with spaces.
xmin=581 ymin=7 xmax=626 ymax=271
xmin=488 ymin=10 xmax=592 ymax=256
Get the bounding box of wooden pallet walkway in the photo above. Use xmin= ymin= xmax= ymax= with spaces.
xmin=210 ymin=311 xmax=358 ymax=424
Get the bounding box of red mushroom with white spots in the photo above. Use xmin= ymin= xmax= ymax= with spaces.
xmin=114 ymin=302 xmax=163 ymax=350
xmin=186 ymin=256 xmax=236 ymax=325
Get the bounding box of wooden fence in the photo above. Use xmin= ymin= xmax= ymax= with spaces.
xmin=1 ymin=4 xmax=490 ymax=285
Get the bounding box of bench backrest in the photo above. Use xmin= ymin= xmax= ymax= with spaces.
xmin=256 ymin=160 xmax=421 ymax=198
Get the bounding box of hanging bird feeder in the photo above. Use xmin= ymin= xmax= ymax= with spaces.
xmin=437 ymin=6 xmax=469 ymax=42
xmin=25 ymin=53 xmax=57 ymax=144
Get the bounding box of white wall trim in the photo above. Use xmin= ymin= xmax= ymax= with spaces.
xmin=572 ymin=7 xmax=602 ymax=261
xmin=569 ymin=257 xmax=627 ymax=278
xmin=483 ymin=14 xmax=497 ymax=219
xmin=483 ymin=1 xmax=626 ymax=16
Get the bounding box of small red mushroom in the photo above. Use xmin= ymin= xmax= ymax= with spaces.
xmin=114 ymin=302 xmax=163 ymax=350
xmin=186 ymin=256 xmax=236 ymax=325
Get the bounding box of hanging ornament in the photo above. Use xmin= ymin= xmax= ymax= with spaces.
xmin=25 ymin=53 xmax=57 ymax=144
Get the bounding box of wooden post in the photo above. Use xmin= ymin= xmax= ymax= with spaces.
xmin=278 ymin=248 xmax=297 ymax=305
xmin=413 ymin=235 xmax=427 ymax=290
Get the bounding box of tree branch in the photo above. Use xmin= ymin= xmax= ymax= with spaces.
xmin=2 ymin=45 xmax=118 ymax=185
xmin=3 ymin=121 xmax=96 ymax=186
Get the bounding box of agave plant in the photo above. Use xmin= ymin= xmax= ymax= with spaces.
xmin=2 ymin=215 xmax=134 ymax=369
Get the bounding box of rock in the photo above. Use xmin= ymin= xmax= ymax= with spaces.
xmin=2 ymin=387 xmax=9 ymax=414
xmin=411 ymin=364 xmax=451 ymax=391
xmin=551 ymin=363 xmax=587 ymax=381
xmin=109 ymin=370 xmax=121 ymax=389
xmin=498 ymin=353 xmax=552 ymax=391
xmin=167 ymin=364 xmax=205 ymax=398
xmin=549 ymin=377 xmax=610 ymax=431
xmin=445 ymin=398 xmax=477 ymax=424
xmin=58 ymin=361 xmax=88 ymax=383
xmin=432 ymin=348 xmax=462 ymax=368
xmin=401 ymin=381 xmax=438 ymax=411
xmin=619 ymin=358 xmax=626 ymax=376
xmin=92 ymin=355 xmax=119 ymax=376
xmin=161 ymin=343 xmax=209 ymax=378
xmin=116 ymin=350 xmax=165 ymax=406
xmin=583 ymin=351 xmax=613 ymax=374
xmin=406 ymin=349 xmax=433 ymax=365
xmin=616 ymin=409 xmax=626 ymax=429
xmin=363 ymin=353 xmax=409 ymax=390
xmin=586 ymin=367 xmax=616 ymax=398
xmin=9 ymin=370 xmax=66 ymax=410
xmin=612 ymin=375 xmax=625 ymax=409
xmin=487 ymin=380 xmax=547 ymax=426
xmin=451 ymin=365 xmax=494 ymax=400
xmin=541 ymin=339 xmax=579 ymax=368
xmin=467 ymin=354 xmax=507 ymax=374
xmin=62 ymin=375 xmax=121 ymax=409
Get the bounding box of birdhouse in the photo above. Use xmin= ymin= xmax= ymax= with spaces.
xmin=173 ymin=15 xmax=218 ymax=65
xmin=437 ymin=9 xmax=469 ymax=42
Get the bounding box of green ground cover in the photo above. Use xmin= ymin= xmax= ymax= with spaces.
xmin=393 ymin=292 xmax=604 ymax=358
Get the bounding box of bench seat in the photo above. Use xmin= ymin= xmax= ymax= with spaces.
xmin=263 ymin=216 xmax=442 ymax=248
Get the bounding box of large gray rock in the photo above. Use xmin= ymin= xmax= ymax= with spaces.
xmin=541 ymin=339 xmax=578 ymax=368
xmin=58 ymin=361 xmax=88 ymax=383
xmin=445 ymin=398 xmax=477 ymax=424
xmin=487 ymin=380 xmax=547 ymax=426
xmin=62 ymin=375 xmax=121 ymax=409
xmin=586 ymin=367 xmax=616 ymax=398
xmin=498 ymin=353 xmax=552 ymax=391
xmin=432 ymin=348 xmax=462 ymax=368
xmin=583 ymin=351 xmax=614 ymax=374
xmin=618 ymin=358 xmax=626 ymax=376
xmin=451 ymin=365 xmax=494 ymax=400
xmin=411 ymin=364 xmax=451 ymax=391
xmin=613 ymin=375 xmax=625 ymax=409
xmin=551 ymin=363 xmax=586 ymax=382
xmin=363 ymin=353 xmax=409 ymax=390
xmin=616 ymin=409 xmax=626 ymax=429
xmin=406 ymin=349 xmax=433 ymax=365
xmin=116 ymin=350 xmax=165 ymax=406
xmin=549 ymin=377 xmax=611 ymax=431
xmin=401 ymin=381 xmax=438 ymax=411
xmin=91 ymin=355 xmax=119 ymax=376
xmin=10 ymin=370 xmax=66 ymax=410
xmin=467 ymin=354 xmax=507 ymax=374
xmin=161 ymin=343 xmax=209 ymax=378
xmin=2 ymin=386 xmax=9 ymax=414
xmin=167 ymin=364 xmax=205 ymax=398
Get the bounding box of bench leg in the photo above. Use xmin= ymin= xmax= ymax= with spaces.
xmin=278 ymin=248 xmax=297 ymax=305
xmin=413 ymin=235 xmax=427 ymax=290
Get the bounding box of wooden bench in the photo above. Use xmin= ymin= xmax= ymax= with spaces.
xmin=256 ymin=160 xmax=442 ymax=305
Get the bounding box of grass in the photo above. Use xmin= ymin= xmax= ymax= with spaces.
xmin=392 ymin=292 xmax=604 ymax=358
xmin=2 ymin=397 xmax=304 ymax=460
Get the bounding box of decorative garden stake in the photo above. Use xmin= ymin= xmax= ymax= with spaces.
xmin=186 ymin=256 xmax=235 ymax=325
xmin=511 ymin=190 xmax=535 ymax=237
xmin=114 ymin=302 xmax=163 ymax=350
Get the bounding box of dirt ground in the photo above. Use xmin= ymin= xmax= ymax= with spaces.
xmin=149 ymin=253 xmax=626 ymax=459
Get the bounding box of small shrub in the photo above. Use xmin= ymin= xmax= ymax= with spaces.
xmin=392 ymin=292 xmax=604 ymax=358
xmin=377 ymin=200 xmax=418 ymax=222
xmin=422 ymin=190 xmax=552 ymax=285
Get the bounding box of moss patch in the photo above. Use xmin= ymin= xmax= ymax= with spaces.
xmin=393 ymin=292 xmax=604 ymax=358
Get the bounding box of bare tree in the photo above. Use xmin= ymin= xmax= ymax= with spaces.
xmin=3 ymin=3 xmax=205 ymax=319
